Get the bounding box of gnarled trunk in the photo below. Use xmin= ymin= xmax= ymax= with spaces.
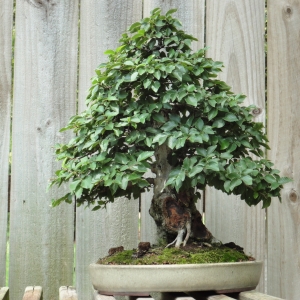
xmin=149 ymin=144 xmax=214 ymax=248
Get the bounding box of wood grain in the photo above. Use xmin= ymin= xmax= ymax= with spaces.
xmin=9 ymin=1 xmax=79 ymax=299
xmin=267 ymin=1 xmax=300 ymax=299
xmin=0 ymin=0 xmax=13 ymax=286
xmin=22 ymin=286 xmax=42 ymax=300
xmin=205 ymin=0 xmax=266 ymax=292
xmin=59 ymin=286 xmax=77 ymax=300
xmin=0 ymin=287 xmax=9 ymax=300
xmin=142 ymin=0 xmax=206 ymax=244
xmin=76 ymin=2 xmax=142 ymax=299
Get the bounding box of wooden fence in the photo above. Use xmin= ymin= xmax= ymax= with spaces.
xmin=0 ymin=1 xmax=299 ymax=299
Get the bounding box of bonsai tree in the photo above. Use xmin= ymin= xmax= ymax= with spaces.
xmin=50 ymin=8 xmax=290 ymax=248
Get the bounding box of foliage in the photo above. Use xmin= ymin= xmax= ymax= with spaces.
xmin=49 ymin=8 xmax=291 ymax=210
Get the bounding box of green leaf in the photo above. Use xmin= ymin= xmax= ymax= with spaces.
xmin=194 ymin=118 xmax=204 ymax=131
xmin=130 ymin=72 xmax=139 ymax=81
xmin=175 ymin=136 xmax=187 ymax=149
xmin=223 ymin=113 xmax=238 ymax=122
xmin=115 ymin=153 xmax=129 ymax=164
xmin=167 ymin=136 xmax=177 ymax=149
xmin=278 ymin=177 xmax=292 ymax=184
xmin=172 ymin=70 xmax=182 ymax=81
xmin=104 ymin=49 xmax=115 ymax=55
xmin=220 ymin=139 xmax=230 ymax=150
xmin=70 ymin=180 xmax=81 ymax=192
xmin=120 ymin=176 xmax=129 ymax=190
xmin=166 ymin=8 xmax=177 ymax=15
xmin=143 ymin=78 xmax=152 ymax=89
xmin=212 ymin=119 xmax=225 ymax=128
xmin=206 ymin=160 xmax=219 ymax=171
xmin=187 ymin=84 xmax=196 ymax=92
xmin=137 ymin=151 xmax=154 ymax=162
xmin=185 ymin=95 xmax=197 ymax=106
xmin=189 ymin=164 xmax=204 ymax=177
xmin=81 ymin=176 xmax=92 ymax=189
xmin=241 ymin=175 xmax=253 ymax=186
xmin=230 ymin=178 xmax=242 ymax=190
xmin=262 ymin=198 xmax=271 ymax=208
xmin=264 ymin=175 xmax=276 ymax=184
xmin=153 ymin=133 xmax=169 ymax=145
xmin=175 ymin=171 xmax=185 ymax=191
xmin=208 ymin=108 xmax=218 ymax=120
xmin=151 ymin=81 xmax=161 ymax=92
xmin=152 ymin=113 xmax=165 ymax=123
xmin=154 ymin=70 xmax=161 ymax=80
xmin=161 ymin=121 xmax=177 ymax=131
xmin=124 ymin=61 xmax=134 ymax=66
xmin=224 ymin=181 xmax=231 ymax=193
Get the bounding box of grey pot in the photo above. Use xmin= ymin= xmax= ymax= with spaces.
xmin=89 ymin=261 xmax=263 ymax=295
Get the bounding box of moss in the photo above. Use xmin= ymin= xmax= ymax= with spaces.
xmin=97 ymin=245 xmax=253 ymax=265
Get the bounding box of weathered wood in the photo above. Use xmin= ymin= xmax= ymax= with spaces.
xmin=188 ymin=291 xmax=236 ymax=300
xmin=22 ymin=286 xmax=42 ymax=300
xmin=150 ymin=292 xmax=235 ymax=300
xmin=267 ymin=1 xmax=300 ymax=299
xmin=0 ymin=0 xmax=13 ymax=286
xmin=0 ymin=287 xmax=9 ymax=300
xmin=140 ymin=171 xmax=157 ymax=244
xmin=205 ymin=0 xmax=266 ymax=291
xmin=76 ymin=2 xmax=142 ymax=299
xmin=239 ymin=291 xmax=285 ymax=300
xmin=94 ymin=293 xmax=116 ymax=300
xmin=142 ymin=0 xmax=206 ymax=245
xmin=207 ymin=296 xmax=235 ymax=300
xmin=9 ymin=1 xmax=79 ymax=299
xmin=59 ymin=286 xmax=77 ymax=300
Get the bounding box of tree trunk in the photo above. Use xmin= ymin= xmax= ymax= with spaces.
xmin=149 ymin=144 xmax=214 ymax=248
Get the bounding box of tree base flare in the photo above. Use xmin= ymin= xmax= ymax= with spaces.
xmin=149 ymin=190 xmax=217 ymax=248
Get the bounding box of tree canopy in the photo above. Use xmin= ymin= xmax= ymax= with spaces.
xmin=50 ymin=8 xmax=290 ymax=210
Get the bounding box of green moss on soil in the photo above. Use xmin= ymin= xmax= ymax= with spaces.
xmin=97 ymin=245 xmax=253 ymax=265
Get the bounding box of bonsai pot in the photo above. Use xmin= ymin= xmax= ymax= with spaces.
xmin=89 ymin=261 xmax=263 ymax=295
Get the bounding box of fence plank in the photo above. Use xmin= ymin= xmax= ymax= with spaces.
xmin=0 ymin=287 xmax=9 ymax=300
xmin=76 ymin=2 xmax=142 ymax=299
xmin=9 ymin=1 xmax=79 ymax=299
xmin=94 ymin=293 xmax=116 ymax=300
xmin=0 ymin=0 xmax=13 ymax=286
xmin=22 ymin=286 xmax=42 ymax=300
xmin=239 ymin=291 xmax=285 ymax=300
xmin=267 ymin=1 xmax=300 ymax=299
xmin=142 ymin=0 xmax=206 ymax=244
xmin=59 ymin=286 xmax=77 ymax=300
xmin=205 ymin=0 xmax=266 ymax=292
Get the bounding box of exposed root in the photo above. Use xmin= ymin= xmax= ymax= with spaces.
xmin=165 ymin=220 xmax=191 ymax=248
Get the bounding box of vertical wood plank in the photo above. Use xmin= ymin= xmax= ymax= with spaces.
xmin=9 ymin=1 xmax=79 ymax=299
xmin=205 ymin=0 xmax=266 ymax=292
xmin=142 ymin=0 xmax=206 ymax=244
xmin=0 ymin=0 xmax=13 ymax=286
xmin=22 ymin=286 xmax=42 ymax=300
xmin=59 ymin=286 xmax=77 ymax=300
xmin=76 ymin=2 xmax=142 ymax=299
xmin=0 ymin=287 xmax=9 ymax=300
xmin=267 ymin=1 xmax=300 ymax=299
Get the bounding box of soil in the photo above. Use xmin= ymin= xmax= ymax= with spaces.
xmin=97 ymin=242 xmax=255 ymax=265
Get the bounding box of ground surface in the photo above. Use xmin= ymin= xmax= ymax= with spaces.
xmin=97 ymin=242 xmax=254 ymax=265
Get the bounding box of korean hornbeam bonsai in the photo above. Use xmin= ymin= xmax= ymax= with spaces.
xmin=50 ymin=8 xmax=290 ymax=248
